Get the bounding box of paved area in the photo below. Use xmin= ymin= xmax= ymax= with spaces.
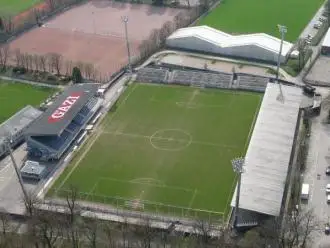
xmin=305 ymin=56 xmax=330 ymax=86
xmin=303 ymin=87 xmax=330 ymax=247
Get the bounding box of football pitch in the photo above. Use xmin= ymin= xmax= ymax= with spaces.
xmin=199 ymin=0 xmax=324 ymax=42
xmin=51 ymin=83 xmax=261 ymax=218
xmin=0 ymin=0 xmax=41 ymax=15
xmin=0 ymin=80 xmax=54 ymax=124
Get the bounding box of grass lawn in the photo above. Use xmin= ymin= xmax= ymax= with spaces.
xmin=50 ymin=83 xmax=261 ymax=219
xmin=0 ymin=81 xmax=54 ymax=124
xmin=199 ymin=0 xmax=324 ymax=42
xmin=0 ymin=0 xmax=41 ymax=15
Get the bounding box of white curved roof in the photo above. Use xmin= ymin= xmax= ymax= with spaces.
xmin=167 ymin=26 xmax=293 ymax=56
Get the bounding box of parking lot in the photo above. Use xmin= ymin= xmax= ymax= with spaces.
xmin=303 ymin=87 xmax=330 ymax=247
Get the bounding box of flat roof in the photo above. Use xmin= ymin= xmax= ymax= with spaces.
xmin=26 ymin=84 xmax=99 ymax=137
xmin=167 ymin=26 xmax=293 ymax=56
xmin=231 ymin=83 xmax=302 ymax=216
xmin=322 ymin=27 xmax=330 ymax=47
xmin=21 ymin=160 xmax=46 ymax=175
xmin=0 ymin=105 xmax=42 ymax=144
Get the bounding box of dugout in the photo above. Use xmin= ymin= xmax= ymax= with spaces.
xmin=21 ymin=160 xmax=47 ymax=181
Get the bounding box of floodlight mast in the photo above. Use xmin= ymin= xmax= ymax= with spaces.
xmin=232 ymin=157 xmax=245 ymax=228
xmin=4 ymin=138 xmax=29 ymax=203
xmin=122 ymin=16 xmax=132 ymax=73
xmin=276 ymin=24 xmax=287 ymax=102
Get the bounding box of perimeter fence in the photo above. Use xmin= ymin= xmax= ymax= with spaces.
xmin=53 ymin=188 xmax=225 ymax=224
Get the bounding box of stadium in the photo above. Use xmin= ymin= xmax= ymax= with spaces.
xmin=44 ymin=64 xmax=309 ymax=232
xmin=26 ymin=84 xmax=103 ymax=161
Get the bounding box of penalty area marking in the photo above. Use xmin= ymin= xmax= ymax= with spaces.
xmin=130 ymin=178 xmax=165 ymax=186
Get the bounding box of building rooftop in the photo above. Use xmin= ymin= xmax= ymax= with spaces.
xmin=167 ymin=26 xmax=293 ymax=57
xmin=25 ymin=84 xmax=99 ymax=137
xmin=322 ymin=27 xmax=330 ymax=48
xmin=231 ymin=83 xmax=302 ymax=216
xmin=0 ymin=105 xmax=43 ymax=145
xmin=21 ymin=160 xmax=46 ymax=176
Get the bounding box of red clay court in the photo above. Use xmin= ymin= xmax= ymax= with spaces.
xmin=9 ymin=1 xmax=182 ymax=76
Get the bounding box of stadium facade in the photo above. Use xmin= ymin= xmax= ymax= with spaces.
xmin=166 ymin=26 xmax=293 ymax=64
xmin=0 ymin=106 xmax=42 ymax=158
xmin=26 ymin=84 xmax=102 ymax=161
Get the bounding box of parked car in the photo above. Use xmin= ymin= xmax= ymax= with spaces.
xmin=319 ymin=17 xmax=327 ymax=22
xmin=326 ymin=166 xmax=330 ymax=175
xmin=314 ymin=22 xmax=322 ymax=29
xmin=326 ymin=184 xmax=330 ymax=194
xmin=326 ymin=223 xmax=330 ymax=235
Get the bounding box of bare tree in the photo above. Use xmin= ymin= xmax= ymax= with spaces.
xmin=297 ymin=38 xmax=307 ymax=70
xmin=14 ymin=49 xmax=23 ymax=67
xmin=65 ymin=185 xmax=81 ymax=248
xmin=0 ymin=45 xmax=10 ymax=70
xmin=33 ymin=54 xmax=40 ymax=72
xmin=83 ymin=63 xmax=95 ymax=80
xmin=39 ymin=55 xmax=47 ymax=73
xmin=2 ymin=15 xmax=14 ymax=34
xmin=35 ymin=211 xmax=62 ymax=248
xmin=83 ymin=217 xmax=99 ymax=248
xmin=174 ymin=12 xmax=185 ymax=29
xmin=193 ymin=219 xmax=213 ymax=245
xmin=149 ymin=29 xmax=161 ymax=49
xmin=159 ymin=21 xmax=175 ymax=46
xmin=134 ymin=217 xmax=156 ymax=248
xmin=49 ymin=53 xmax=63 ymax=75
xmin=102 ymin=222 xmax=116 ymax=248
xmin=64 ymin=60 xmax=73 ymax=76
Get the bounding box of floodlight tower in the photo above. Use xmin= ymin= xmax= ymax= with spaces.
xmin=4 ymin=136 xmax=29 ymax=202
xmin=122 ymin=16 xmax=132 ymax=73
xmin=232 ymin=157 xmax=245 ymax=228
xmin=276 ymin=24 xmax=287 ymax=102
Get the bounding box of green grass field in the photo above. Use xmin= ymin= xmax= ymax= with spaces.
xmin=199 ymin=0 xmax=324 ymax=42
xmin=50 ymin=83 xmax=261 ymax=218
xmin=0 ymin=81 xmax=54 ymax=124
xmin=0 ymin=0 xmax=41 ymax=15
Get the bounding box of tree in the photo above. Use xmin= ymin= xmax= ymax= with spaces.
xmin=159 ymin=21 xmax=175 ymax=46
xmin=49 ymin=53 xmax=63 ymax=75
xmin=0 ymin=45 xmax=10 ymax=70
xmin=0 ymin=17 xmax=4 ymax=31
xmin=327 ymin=0 xmax=330 ymax=27
xmin=238 ymin=229 xmax=263 ymax=248
xmin=39 ymin=55 xmax=47 ymax=73
xmin=72 ymin=67 xmax=82 ymax=84
xmin=297 ymin=38 xmax=307 ymax=70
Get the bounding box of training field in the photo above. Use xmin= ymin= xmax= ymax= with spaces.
xmin=0 ymin=81 xmax=54 ymax=124
xmin=199 ymin=0 xmax=323 ymax=42
xmin=0 ymin=0 xmax=41 ymax=15
xmin=51 ymin=83 xmax=261 ymax=218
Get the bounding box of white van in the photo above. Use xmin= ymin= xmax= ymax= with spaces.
xmin=301 ymin=184 xmax=310 ymax=200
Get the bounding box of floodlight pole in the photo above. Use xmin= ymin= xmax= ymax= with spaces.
xmin=5 ymin=139 xmax=29 ymax=203
xmin=232 ymin=157 xmax=244 ymax=228
xmin=122 ymin=16 xmax=132 ymax=73
xmin=276 ymin=25 xmax=287 ymax=102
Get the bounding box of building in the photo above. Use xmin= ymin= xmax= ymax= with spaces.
xmin=321 ymin=27 xmax=330 ymax=55
xmin=21 ymin=160 xmax=47 ymax=181
xmin=26 ymin=84 xmax=103 ymax=161
xmin=231 ymin=83 xmax=302 ymax=228
xmin=166 ymin=26 xmax=293 ymax=64
xmin=0 ymin=105 xmax=43 ymax=158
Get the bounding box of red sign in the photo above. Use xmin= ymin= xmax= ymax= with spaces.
xmin=48 ymin=92 xmax=82 ymax=123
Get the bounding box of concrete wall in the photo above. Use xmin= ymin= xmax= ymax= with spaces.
xmin=166 ymin=36 xmax=285 ymax=64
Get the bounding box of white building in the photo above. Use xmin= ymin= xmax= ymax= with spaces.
xmin=166 ymin=26 xmax=293 ymax=64
xmin=321 ymin=27 xmax=330 ymax=55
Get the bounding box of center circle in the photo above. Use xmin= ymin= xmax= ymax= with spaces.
xmin=149 ymin=129 xmax=192 ymax=151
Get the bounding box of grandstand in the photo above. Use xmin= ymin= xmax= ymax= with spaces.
xmin=0 ymin=106 xmax=42 ymax=158
xmin=136 ymin=67 xmax=233 ymax=89
xmin=26 ymin=84 xmax=102 ymax=161
xmin=236 ymin=75 xmax=269 ymax=92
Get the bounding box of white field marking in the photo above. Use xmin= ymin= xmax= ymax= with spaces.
xmin=56 ymin=84 xmax=138 ymax=192
xmin=188 ymin=189 xmax=198 ymax=209
xmin=149 ymin=129 xmax=192 ymax=151
xmin=102 ymin=131 xmax=239 ymax=149
xmin=86 ymin=179 xmax=100 ymax=200
xmin=0 ymin=163 xmax=10 ymax=174
xmin=242 ymin=94 xmax=262 ymax=154
xmin=130 ymin=178 xmax=165 ymax=186
xmin=224 ymin=173 xmax=238 ymax=216
xmin=175 ymin=101 xmax=226 ymax=109
xmin=99 ymin=177 xmax=194 ymax=192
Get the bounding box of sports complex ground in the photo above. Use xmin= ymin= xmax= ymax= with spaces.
xmin=8 ymin=1 xmax=182 ymax=76
xmin=0 ymin=80 xmax=54 ymax=124
xmin=0 ymin=0 xmax=41 ymax=15
xmin=199 ymin=0 xmax=324 ymax=41
xmin=49 ymin=83 xmax=262 ymax=219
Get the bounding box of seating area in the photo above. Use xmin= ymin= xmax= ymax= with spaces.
xmin=136 ymin=68 xmax=169 ymax=83
xmin=34 ymin=130 xmax=72 ymax=151
xmin=237 ymin=75 xmax=268 ymax=92
xmin=171 ymin=70 xmax=232 ymax=88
